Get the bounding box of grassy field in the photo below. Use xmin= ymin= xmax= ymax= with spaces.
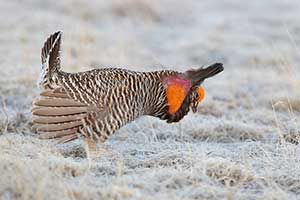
xmin=0 ymin=0 xmax=300 ymax=199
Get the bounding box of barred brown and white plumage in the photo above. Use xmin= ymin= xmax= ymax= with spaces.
xmin=32 ymin=31 xmax=223 ymax=156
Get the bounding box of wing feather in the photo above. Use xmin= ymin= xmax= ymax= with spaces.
xmin=32 ymin=87 xmax=88 ymax=142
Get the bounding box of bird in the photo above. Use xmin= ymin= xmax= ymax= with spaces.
xmin=31 ymin=31 xmax=223 ymax=162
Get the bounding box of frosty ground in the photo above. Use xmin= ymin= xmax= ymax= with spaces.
xmin=0 ymin=0 xmax=300 ymax=199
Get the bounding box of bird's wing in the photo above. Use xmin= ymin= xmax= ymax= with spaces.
xmin=68 ymin=75 xmax=141 ymax=143
xmin=32 ymin=87 xmax=89 ymax=142
xmin=32 ymin=76 xmax=138 ymax=143
xmin=32 ymin=87 xmax=113 ymax=143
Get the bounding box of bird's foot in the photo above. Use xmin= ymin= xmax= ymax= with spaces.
xmin=83 ymin=138 xmax=112 ymax=169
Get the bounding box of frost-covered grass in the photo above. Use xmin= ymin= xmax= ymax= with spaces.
xmin=0 ymin=0 xmax=300 ymax=199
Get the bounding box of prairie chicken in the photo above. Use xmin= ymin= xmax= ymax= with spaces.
xmin=32 ymin=31 xmax=223 ymax=161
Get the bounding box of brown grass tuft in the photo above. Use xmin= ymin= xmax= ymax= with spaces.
xmin=111 ymin=0 xmax=160 ymax=22
xmin=190 ymin=121 xmax=264 ymax=142
xmin=272 ymin=98 xmax=300 ymax=113
xmin=205 ymin=158 xmax=254 ymax=187
xmin=283 ymin=129 xmax=300 ymax=145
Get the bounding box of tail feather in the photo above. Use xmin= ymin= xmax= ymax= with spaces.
xmin=185 ymin=63 xmax=224 ymax=86
xmin=38 ymin=31 xmax=62 ymax=89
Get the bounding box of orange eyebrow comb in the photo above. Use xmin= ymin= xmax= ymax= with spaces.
xmin=196 ymin=87 xmax=205 ymax=103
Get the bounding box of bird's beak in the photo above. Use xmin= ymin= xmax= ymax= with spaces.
xmin=191 ymin=102 xmax=199 ymax=113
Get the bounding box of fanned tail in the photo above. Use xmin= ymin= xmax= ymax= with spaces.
xmin=38 ymin=31 xmax=62 ymax=89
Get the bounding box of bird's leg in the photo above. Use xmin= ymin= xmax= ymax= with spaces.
xmin=83 ymin=137 xmax=114 ymax=169
xmin=83 ymin=137 xmax=97 ymax=169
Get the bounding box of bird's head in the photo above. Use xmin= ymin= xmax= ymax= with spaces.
xmin=164 ymin=76 xmax=206 ymax=115
xmin=191 ymin=86 xmax=205 ymax=113
xmin=161 ymin=63 xmax=223 ymax=123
